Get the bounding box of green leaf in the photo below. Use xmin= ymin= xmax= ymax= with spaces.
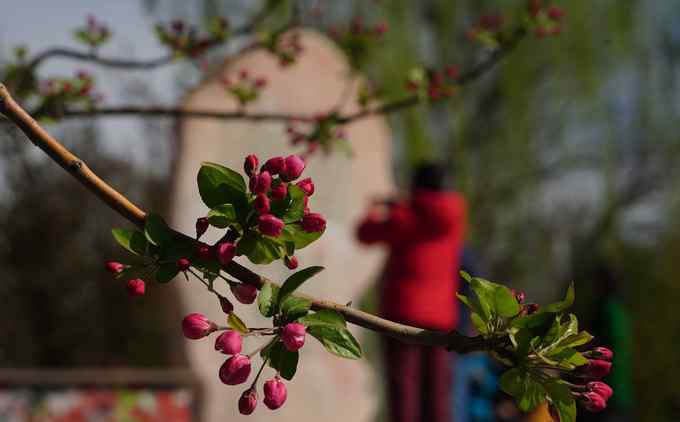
xmin=499 ymin=368 xmax=547 ymax=412
xmin=469 ymin=277 xmax=521 ymax=319
xmin=144 ymin=213 xmax=174 ymax=246
xmin=267 ymin=341 xmax=299 ymax=381
xmin=258 ymin=283 xmax=279 ymax=317
xmin=280 ymin=296 xmax=312 ymax=320
xmin=307 ymin=324 xmax=362 ymax=359
xmin=556 ymin=331 xmax=594 ymax=350
xmin=197 ymin=162 xmax=248 ymax=209
xmin=298 ymin=310 xmax=346 ymax=328
xmin=228 ymin=313 xmax=248 ymax=333
xmin=470 ymin=312 xmax=488 ymax=334
xmin=112 ymin=228 xmax=148 ymax=255
xmin=155 ymin=262 xmax=179 ymax=283
xmin=282 ymin=185 xmax=306 ymax=223
xmin=550 ymin=348 xmax=588 ymax=368
xmin=237 ymin=231 xmax=284 ymax=264
xmin=207 ymin=204 xmax=237 ymax=228
xmin=542 ymin=283 xmax=575 ymax=313
xmin=278 ymin=266 xmax=324 ymax=306
xmin=545 ymin=381 xmax=577 ymax=422
xmin=280 ymin=224 xmax=323 ymax=249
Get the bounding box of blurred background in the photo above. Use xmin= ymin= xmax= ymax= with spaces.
xmin=1 ymin=0 xmax=679 ymax=421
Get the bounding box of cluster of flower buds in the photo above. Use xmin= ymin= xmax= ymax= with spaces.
xmin=466 ymin=12 xmax=507 ymax=47
xmin=528 ymin=1 xmax=564 ymax=37
xmin=406 ymin=66 xmax=460 ymax=101
xmin=181 ymin=308 xmax=306 ymax=415
xmin=73 ymin=15 xmax=111 ymax=49
xmin=264 ymin=31 xmax=304 ymax=67
xmin=327 ymin=17 xmax=388 ymax=70
xmin=221 ymin=69 xmax=267 ymax=108
xmin=155 ymin=17 xmax=228 ymax=58
xmin=104 ymin=260 xmax=145 ymax=297
xmin=285 ymin=114 xmax=349 ymax=156
xmin=548 ymin=347 xmax=614 ymax=418
xmin=40 ymin=71 xmax=100 ymax=100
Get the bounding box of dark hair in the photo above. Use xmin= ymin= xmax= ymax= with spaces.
xmin=411 ymin=162 xmax=448 ymax=190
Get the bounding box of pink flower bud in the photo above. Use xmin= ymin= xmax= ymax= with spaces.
xmin=231 ymin=283 xmax=258 ymax=304
xmin=254 ymin=77 xmax=267 ymax=88
xmin=219 ymin=295 xmax=234 ymax=314
xmin=196 ymin=242 xmax=213 ymax=260
xmin=579 ymin=359 xmax=612 ymax=379
xmin=282 ymin=155 xmax=305 ymax=181
xmin=586 ymin=347 xmax=613 ymax=361
xmin=244 ymin=154 xmax=259 ymax=177
xmin=196 ymin=217 xmax=209 ymax=238
xmin=281 ymin=323 xmax=306 ymax=351
xmin=301 ymin=212 xmax=326 ymax=233
xmin=239 ymin=387 xmax=258 ymax=415
xmin=547 ymin=6 xmax=564 ymax=21
xmin=254 ymin=193 xmax=271 ymax=214
xmin=215 ymin=330 xmax=243 ymax=355
xmin=219 ymin=354 xmax=252 ymax=385
xmin=262 ymin=156 xmax=286 ymax=175
xmin=181 ymin=312 xmax=216 ymax=339
xmin=105 ymin=261 xmax=125 ymax=274
xmin=511 ymin=289 xmax=525 ymax=303
xmin=259 ymin=214 xmax=284 ymax=237
xmin=217 ymin=242 xmax=236 ymax=265
xmin=249 ymin=171 xmax=272 ymax=194
xmin=581 ymin=391 xmax=607 ymax=412
xmin=263 ymin=376 xmax=288 ymax=410
xmin=284 ymin=255 xmax=298 ymax=270
xmin=587 ymin=381 xmax=613 ymax=401
xmin=295 ymin=177 xmax=315 ymax=196
xmin=176 ymin=258 xmax=191 ymax=271
xmin=270 ymin=182 xmax=288 ymax=200
xmin=126 ymin=279 xmax=145 ymax=297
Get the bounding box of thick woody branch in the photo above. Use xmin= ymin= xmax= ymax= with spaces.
xmin=0 ymin=83 xmax=487 ymax=353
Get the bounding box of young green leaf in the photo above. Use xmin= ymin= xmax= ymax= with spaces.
xmin=258 ymin=283 xmax=279 ymax=318
xmin=207 ymin=204 xmax=237 ymax=228
xmin=307 ymin=325 xmax=362 ymax=359
xmin=499 ymin=368 xmax=547 ymax=412
xmin=197 ymin=162 xmax=248 ymax=209
xmin=282 ymin=185 xmax=306 ymax=223
xmin=545 ymin=381 xmax=577 ymax=422
xmin=228 ymin=313 xmax=248 ymax=334
xmin=277 ymin=266 xmax=324 ymax=306
xmin=298 ymin=310 xmax=346 ymax=328
xmin=144 ymin=213 xmax=173 ymax=246
xmin=280 ymin=224 xmax=324 ymax=249
xmin=280 ymin=296 xmax=312 ymax=321
xmin=542 ymin=283 xmax=575 ymax=313
xmin=267 ymin=341 xmax=299 ymax=381
xmin=112 ymin=228 xmax=148 ymax=256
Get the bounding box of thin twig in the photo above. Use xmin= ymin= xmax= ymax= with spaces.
xmin=0 ymin=83 xmax=488 ymax=353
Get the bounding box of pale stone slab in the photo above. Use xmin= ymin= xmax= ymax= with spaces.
xmin=170 ymin=30 xmax=393 ymax=422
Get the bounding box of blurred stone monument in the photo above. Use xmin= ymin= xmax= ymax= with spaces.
xmin=170 ymin=30 xmax=394 ymax=422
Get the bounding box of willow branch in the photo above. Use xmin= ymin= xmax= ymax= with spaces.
xmin=0 ymin=83 xmax=487 ymax=353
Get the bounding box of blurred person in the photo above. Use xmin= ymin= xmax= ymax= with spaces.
xmin=356 ymin=162 xmax=466 ymax=422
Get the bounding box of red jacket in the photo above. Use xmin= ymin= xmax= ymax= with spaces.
xmin=357 ymin=190 xmax=466 ymax=331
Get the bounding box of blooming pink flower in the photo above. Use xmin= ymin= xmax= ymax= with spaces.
xmin=244 ymin=154 xmax=259 ymax=177
xmin=259 ymin=214 xmax=284 ymax=237
xmin=126 ymin=279 xmax=145 ymax=296
xmin=262 ymin=156 xmax=286 ymax=175
xmin=270 ymin=182 xmax=288 ymax=200
xmin=284 ymin=255 xmax=299 ymax=270
xmin=282 ymin=155 xmax=305 ymax=181
xmin=281 ymin=323 xmax=306 ymax=351
xmin=105 ymin=261 xmax=125 ymax=274
xmin=254 ymin=193 xmax=271 ymax=214
xmin=249 ymin=171 xmax=272 ymax=194
xmin=217 ymin=242 xmax=236 ymax=265
xmin=296 ymin=177 xmax=315 ymax=196
xmin=219 ymin=295 xmax=234 ymax=314
xmin=176 ymin=258 xmax=191 ymax=271
xmin=587 ymin=381 xmax=613 ymax=401
xmin=263 ymin=377 xmax=288 ymax=410
xmin=219 ymin=354 xmax=252 ymax=385
xmin=195 ymin=217 xmax=209 ymax=238
xmin=582 ymin=391 xmax=607 ymax=412
xmin=231 ymin=283 xmax=258 ymax=304
xmin=215 ymin=330 xmax=243 ymax=355
xmin=181 ymin=312 xmax=216 ymax=339
xmin=301 ymin=212 xmax=326 ymax=232
xmin=239 ymin=388 xmax=258 ymax=415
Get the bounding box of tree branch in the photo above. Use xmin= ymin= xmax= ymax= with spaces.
xmin=0 ymin=83 xmax=487 ymax=352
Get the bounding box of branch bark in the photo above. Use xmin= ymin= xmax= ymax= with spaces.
xmin=0 ymin=82 xmax=487 ymax=353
